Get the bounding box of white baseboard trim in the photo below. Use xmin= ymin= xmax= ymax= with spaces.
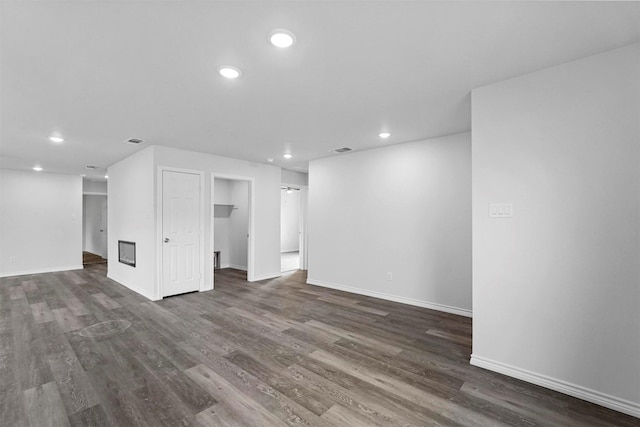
xmin=0 ymin=265 xmax=84 ymax=278
xmin=107 ymin=274 xmax=158 ymax=301
xmin=306 ymin=278 xmax=472 ymax=318
xmin=229 ymin=264 xmax=247 ymax=271
xmin=251 ymin=272 xmax=282 ymax=282
xmin=470 ymin=355 xmax=640 ymax=418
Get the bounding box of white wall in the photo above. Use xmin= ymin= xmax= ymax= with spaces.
xmin=229 ymin=180 xmax=249 ymax=269
xmin=213 ymin=178 xmax=231 ymax=268
xmin=0 ymin=169 xmax=82 ymax=276
xmin=308 ymin=132 xmax=472 ymax=316
xmin=107 ymin=147 xmax=156 ymax=299
xmin=213 ymin=217 xmax=230 ymax=268
xmin=213 ymin=178 xmax=231 ymax=204
xmin=83 ymin=194 xmax=106 ymax=256
xmin=154 ymin=146 xmax=281 ymax=285
xmin=281 ymin=189 xmax=300 ymax=252
xmin=282 ymin=169 xmax=308 ymax=187
xmin=471 ymin=44 xmax=640 ymax=417
xmin=83 ymin=179 xmax=107 ymax=194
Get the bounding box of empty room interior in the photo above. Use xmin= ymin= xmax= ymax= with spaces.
xmin=1 ymin=1 xmax=639 ymax=426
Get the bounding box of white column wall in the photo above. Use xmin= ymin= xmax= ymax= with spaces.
xmin=471 ymin=44 xmax=640 ymax=416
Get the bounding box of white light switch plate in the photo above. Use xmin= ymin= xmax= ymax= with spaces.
xmin=489 ymin=203 xmax=513 ymax=218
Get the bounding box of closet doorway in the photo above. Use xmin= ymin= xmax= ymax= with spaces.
xmin=212 ymin=175 xmax=253 ymax=285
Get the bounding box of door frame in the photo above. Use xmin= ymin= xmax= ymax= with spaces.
xmin=83 ymin=190 xmax=108 ymax=261
xmin=299 ymin=186 xmax=308 ymax=270
xmin=281 ymin=182 xmax=309 ymax=270
xmin=211 ymin=173 xmax=256 ymax=287
xmin=156 ymin=166 xmax=205 ymax=298
xmin=100 ymin=196 xmax=108 ymax=259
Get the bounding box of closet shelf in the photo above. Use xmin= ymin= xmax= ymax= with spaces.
xmin=214 ymin=204 xmax=235 ymax=218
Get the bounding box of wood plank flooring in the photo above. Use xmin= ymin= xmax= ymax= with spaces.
xmin=82 ymin=252 xmax=107 ymax=266
xmin=0 ymin=265 xmax=637 ymax=426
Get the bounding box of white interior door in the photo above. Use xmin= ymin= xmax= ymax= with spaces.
xmin=162 ymin=170 xmax=201 ymax=297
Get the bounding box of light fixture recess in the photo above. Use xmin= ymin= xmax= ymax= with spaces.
xmin=269 ymin=29 xmax=296 ymax=48
xmin=283 ymin=153 xmax=293 ymax=159
xmin=378 ymin=132 xmax=391 ymax=139
xmin=49 ymin=136 xmax=64 ymax=143
xmin=218 ymin=66 xmax=241 ymax=79
xmin=124 ymin=138 xmax=144 ymax=145
xmin=33 ymin=166 xmax=43 ymax=171
xmin=85 ymin=165 xmax=97 ymax=170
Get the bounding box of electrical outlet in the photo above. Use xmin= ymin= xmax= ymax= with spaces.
xmin=386 ymin=272 xmax=393 ymax=281
xmin=9 ymin=256 xmax=16 ymax=263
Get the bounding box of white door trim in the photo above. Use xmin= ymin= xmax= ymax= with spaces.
xmin=157 ymin=166 xmax=205 ymax=299
xmin=211 ymin=173 xmax=256 ymax=287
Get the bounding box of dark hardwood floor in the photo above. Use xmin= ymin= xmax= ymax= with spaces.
xmin=0 ymin=265 xmax=637 ymax=426
xmin=82 ymin=252 xmax=107 ymax=266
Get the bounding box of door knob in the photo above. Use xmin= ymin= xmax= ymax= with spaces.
xmin=164 ymin=238 xmax=170 ymax=243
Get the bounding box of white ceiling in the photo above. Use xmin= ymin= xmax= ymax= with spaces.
xmin=1 ymin=1 xmax=639 ymax=178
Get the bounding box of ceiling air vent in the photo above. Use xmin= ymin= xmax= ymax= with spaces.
xmin=330 ymin=147 xmax=352 ymax=154
xmin=124 ymin=138 xmax=144 ymax=145
xmin=85 ymin=165 xmax=97 ymax=170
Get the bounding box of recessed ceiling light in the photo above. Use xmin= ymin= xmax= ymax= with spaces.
xmin=218 ymin=66 xmax=241 ymax=79
xmin=105 ymin=175 xmax=109 ymax=179
xmin=283 ymin=153 xmax=293 ymax=159
xmin=33 ymin=166 xmax=43 ymax=171
xmin=49 ymin=136 xmax=64 ymax=143
xmin=86 ymin=165 xmax=97 ymax=170
xmin=269 ymin=29 xmax=296 ymax=48
xmin=267 ymin=158 xmax=274 ymax=163
xmin=379 ymin=132 xmax=391 ymax=139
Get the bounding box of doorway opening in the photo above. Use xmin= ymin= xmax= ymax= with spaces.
xmin=212 ymin=176 xmax=252 ymax=285
xmin=281 ymin=186 xmax=301 ymax=272
xmin=82 ymin=187 xmax=108 ymax=267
